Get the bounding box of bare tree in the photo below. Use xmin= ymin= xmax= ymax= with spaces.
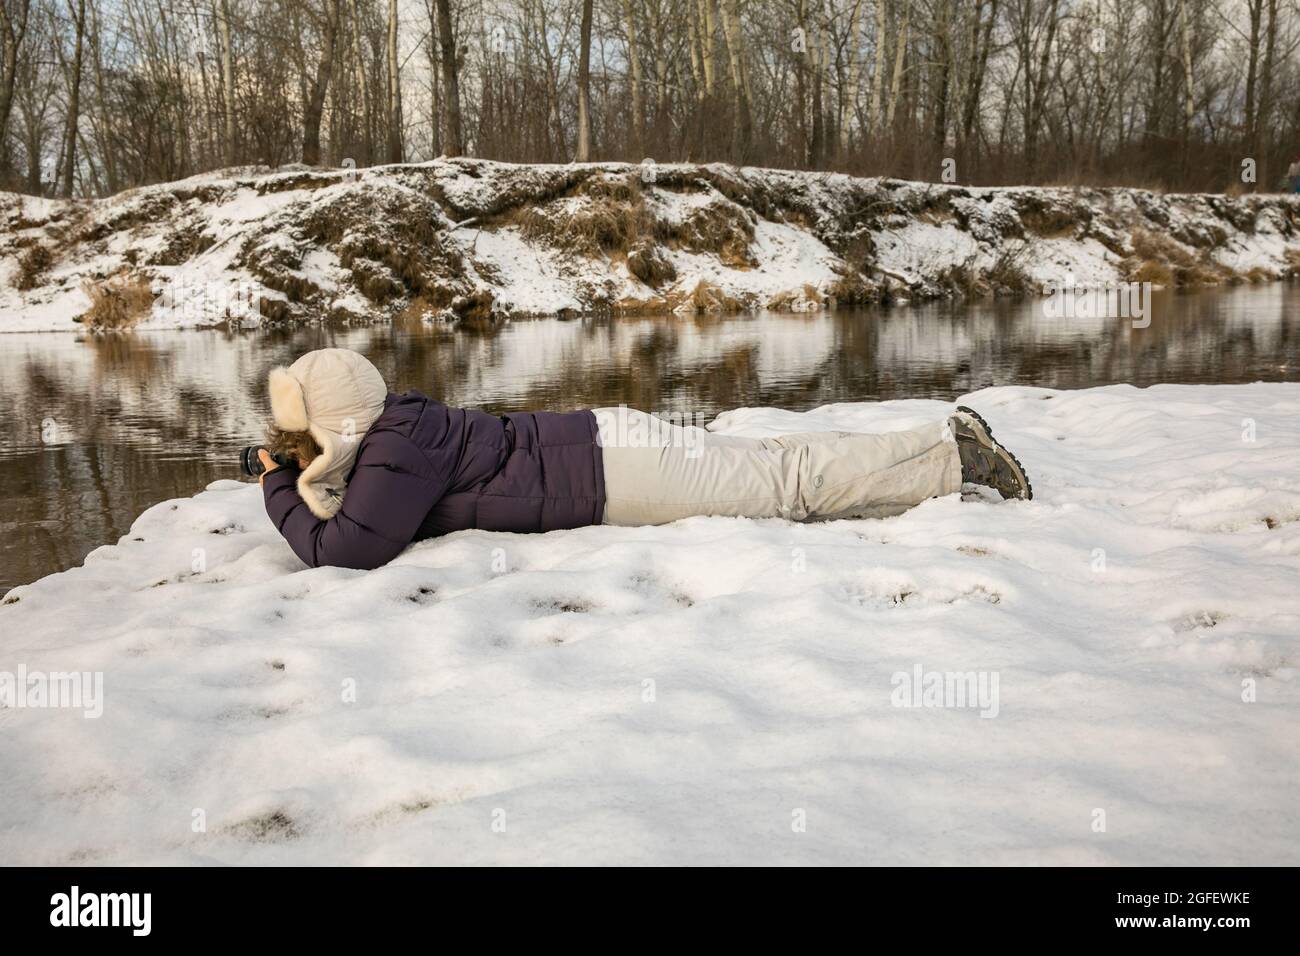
xmin=433 ymin=0 xmax=461 ymax=155
xmin=301 ymin=0 xmax=341 ymax=166
xmin=217 ymin=0 xmax=235 ymax=166
xmin=1 ymin=0 xmax=33 ymax=179
xmin=575 ymin=0 xmax=592 ymax=159
xmin=4 ymin=0 xmax=1300 ymax=196
xmin=385 ymin=0 xmax=401 ymax=161
xmin=621 ymin=0 xmax=645 ymax=152
xmin=344 ymin=0 xmax=371 ymax=160
xmin=720 ymin=0 xmax=749 ymax=159
xmin=58 ymin=0 xmax=84 ymax=194
xmin=884 ymin=0 xmax=908 ymax=130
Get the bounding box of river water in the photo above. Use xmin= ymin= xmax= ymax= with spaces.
xmin=2 ymin=284 xmax=1297 ymax=592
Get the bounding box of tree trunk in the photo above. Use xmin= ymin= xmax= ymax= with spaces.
xmin=1023 ymin=0 xmax=1060 ymax=178
xmin=794 ymin=0 xmax=808 ymax=162
xmin=434 ymin=0 xmax=462 ymax=155
xmin=650 ymin=4 xmax=669 ymax=145
xmin=427 ymin=0 xmax=441 ymax=156
xmin=302 ymin=1 xmax=340 ymax=166
xmin=576 ymin=0 xmax=593 ymax=161
xmin=931 ymin=0 xmax=952 ymax=153
xmin=698 ymin=0 xmax=717 ymax=94
xmin=623 ymin=0 xmax=645 ymax=153
xmin=386 ymin=0 xmax=402 ymax=162
xmin=218 ymin=0 xmax=236 ymax=167
xmin=809 ymin=4 xmax=828 ymax=167
xmin=839 ymin=0 xmax=864 ymax=158
xmin=720 ymin=0 xmax=750 ymax=160
xmin=960 ymin=0 xmax=996 ymax=145
xmin=1177 ymin=0 xmax=1194 ymax=179
xmin=88 ymin=4 xmax=115 ymax=192
xmin=1254 ymin=0 xmax=1279 ymax=188
xmin=866 ymin=0 xmax=887 ymax=133
xmin=1242 ymin=0 xmax=1261 ymax=150
xmin=348 ymin=0 xmax=372 ymax=162
xmin=60 ymin=0 xmax=86 ymax=196
xmin=0 ymin=0 xmax=33 ymax=177
xmin=885 ymin=0 xmax=909 ymax=130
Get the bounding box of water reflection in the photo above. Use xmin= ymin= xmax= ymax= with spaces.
xmin=2 ymin=284 xmax=1297 ymax=591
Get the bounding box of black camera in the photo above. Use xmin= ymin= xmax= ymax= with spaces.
xmin=239 ymin=445 xmax=292 ymax=478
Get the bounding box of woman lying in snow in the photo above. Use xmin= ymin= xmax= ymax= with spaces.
xmin=257 ymin=348 xmax=1032 ymax=570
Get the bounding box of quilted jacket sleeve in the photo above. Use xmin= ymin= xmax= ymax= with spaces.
xmin=262 ymin=429 xmax=447 ymax=570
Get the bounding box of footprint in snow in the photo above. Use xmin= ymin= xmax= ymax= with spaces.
xmin=530 ymin=597 xmax=593 ymax=614
xmin=226 ymin=809 xmax=302 ymax=843
xmin=405 ymin=586 xmax=437 ymax=605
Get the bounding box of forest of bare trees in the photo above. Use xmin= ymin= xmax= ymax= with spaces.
xmin=1 ymin=0 xmax=1297 ymax=198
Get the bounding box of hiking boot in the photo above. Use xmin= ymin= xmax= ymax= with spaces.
xmin=949 ymin=406 xmax=1033 ymax=501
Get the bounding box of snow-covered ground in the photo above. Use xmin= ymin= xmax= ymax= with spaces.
xmin=3 ymin=159 xmax=1297 ymax=331
xmin=2 ymin=383 xmax=1297 ymax=864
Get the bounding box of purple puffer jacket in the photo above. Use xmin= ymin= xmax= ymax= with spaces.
xmin=262 ymin=391 xmax=605 ymax=570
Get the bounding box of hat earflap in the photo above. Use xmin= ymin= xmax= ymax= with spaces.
xmin=268 ymin=367 xmax=309 ymax=432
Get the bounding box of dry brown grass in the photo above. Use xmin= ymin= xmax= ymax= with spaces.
xmin=1130 ymin=258 xmax=1175 ymax=286
xmin=626 ymin=238 xmax=676 ymax=287
xmin=933 ymin=247 xmax=1031 ymax=299
xmin=1283 ymin=249 xmax=1300 ymax=277
xmin=1243 ymin=265 xmax=1279 ymax=283
xmin=77 ymin=272 xmax=155 ymax=330
xmin=511 ymin=197 xmax=653 ymax=257
xmin=670 ymin=279 xmax=747 ymax=314
xmin=13 ymin=243 xmax=53 ymax=290
xmin=1124 ymin=228 xmax=1226 ymax=286
xmin=766 ymin=284 xmax=826 ymax=311
xmin=918 ymin=206 xmax=955 ymax=226
xmin=1128 ymin=229 xmax=1196 ymax=266
xmin=394 ymin=296 xmax=441 ymax=323
xmin=987 ymin=247 xmax=1034 ymax=295
xmin=250 ymin=261 xmax=321 ymax=304
xmin=827 ymin=270 xmax=879 ymax=305
xmin=613 ymin=294 xmax=673 ymax=314
xmin=501 ymin=181 xmax=761 ymax=290
xmin=149 ymin=223 xmax=217 ymax=266
xmin=448 ymin=289 xmax=496 ymax=321
xmin=936 ymin=261 xmax=991 ymax=298
xmin=668 ymin=202 xmax=756 ymax=268
xmin=1017 ymin=196 xmax=1080 ymax=238
xmin=581 ymin=172 xmax=641 ymax=204
xmin=299 ymin=190 xmax=470 ymax=310
xmin=256 ymin=172 xmax=340 ymax=195
xmin=258 ymin=296 xmax=291 ymax=323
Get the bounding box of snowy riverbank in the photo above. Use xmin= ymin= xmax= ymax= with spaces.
xmin=2 ymin=383 xmax=1298 ymax=864
xmin=3 ymin=159 xmax=1299 ymax=331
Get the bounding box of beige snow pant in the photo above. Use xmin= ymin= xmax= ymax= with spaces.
xmin=594 ymin=407 xmax=962 ymax=526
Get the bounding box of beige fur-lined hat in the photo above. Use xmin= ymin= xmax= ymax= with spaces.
xmin=268 ymin=348 xmax=389 ymax=519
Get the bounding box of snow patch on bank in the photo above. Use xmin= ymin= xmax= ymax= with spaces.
xmin=2 ymin=383 xmax=1297 ymax=864
xmin=3 ymin=160 xmax=1298 ymax=331
xmin=464 ymin=226 xmax=588 ymax=316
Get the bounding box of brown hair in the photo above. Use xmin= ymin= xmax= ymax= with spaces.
xmin=265 ymin=426 xmax=322 ymax=467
